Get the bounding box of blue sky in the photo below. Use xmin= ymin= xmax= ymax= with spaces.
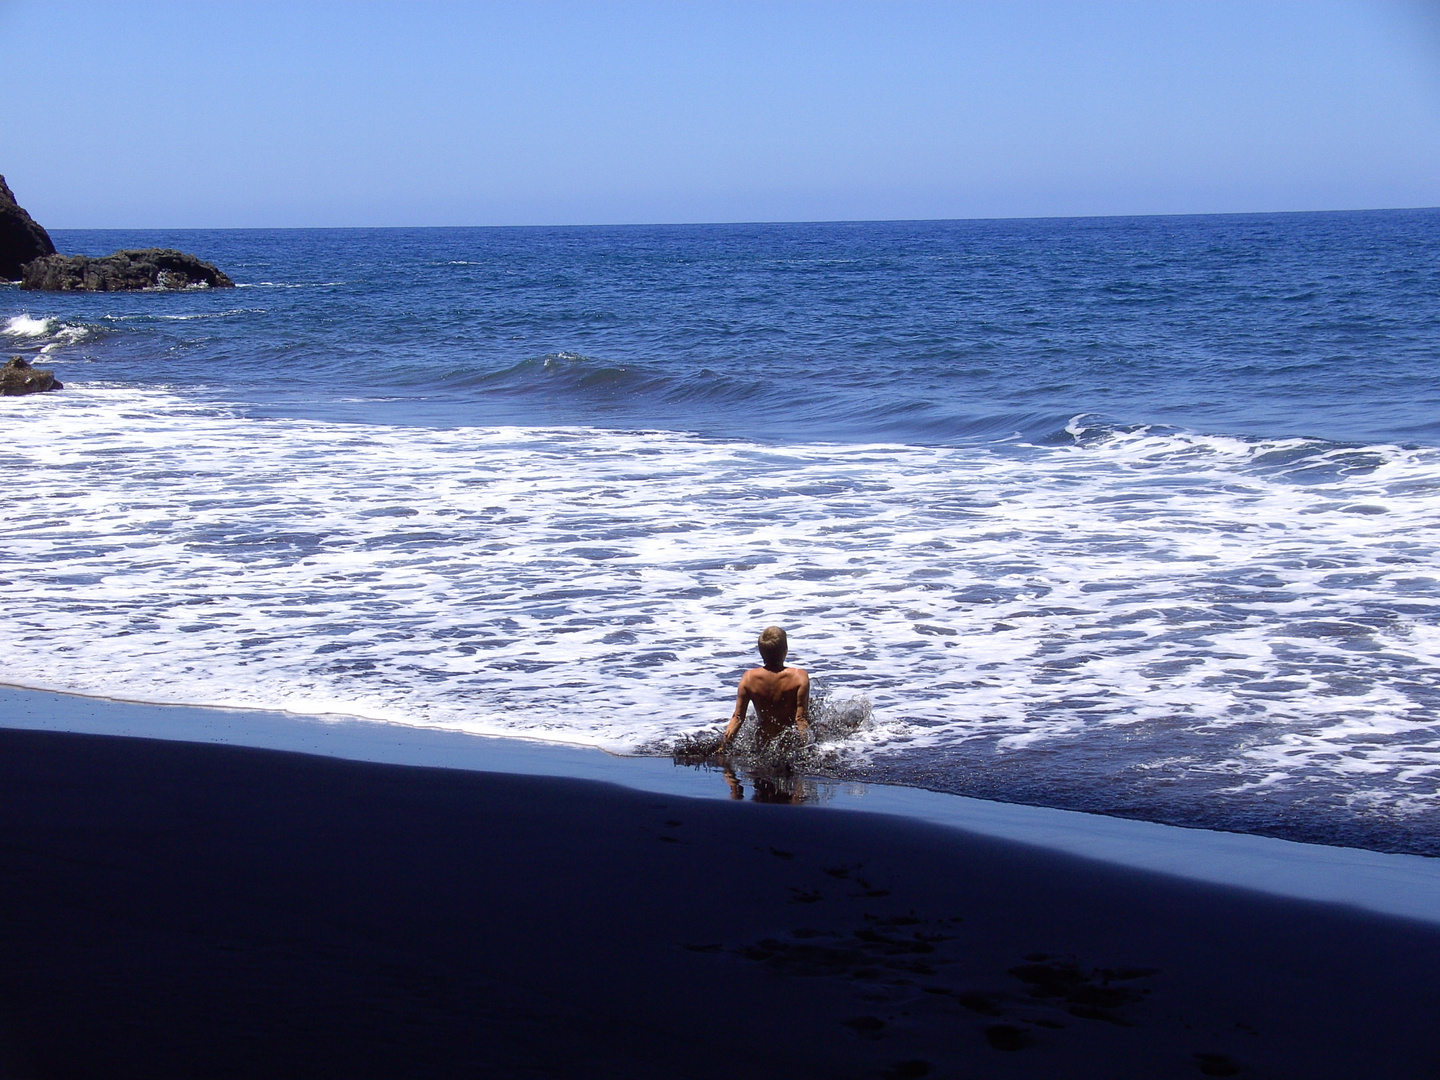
xmin=2 ymin=0 xmax=1437 ymax=227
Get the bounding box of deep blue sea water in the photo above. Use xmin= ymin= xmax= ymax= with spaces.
xmin=4 ymin=211 xmax=1440 ymax=853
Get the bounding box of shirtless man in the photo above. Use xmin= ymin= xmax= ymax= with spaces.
xmin=718 ymin=626 xmax=810 ymax=751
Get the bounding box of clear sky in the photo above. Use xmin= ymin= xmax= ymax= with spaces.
xmin=2 ymin=0 xmax=1437 ymax=227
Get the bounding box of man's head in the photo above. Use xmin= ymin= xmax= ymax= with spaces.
xmin=758 ymin=625 xmax=788 ymax=669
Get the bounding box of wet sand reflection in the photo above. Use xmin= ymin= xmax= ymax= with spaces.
xmin=721 ymin=763 xmax=821 ymax=804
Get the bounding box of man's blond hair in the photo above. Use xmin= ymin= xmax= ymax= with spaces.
xmin=758 ymin=625 xmax=788 ymax=667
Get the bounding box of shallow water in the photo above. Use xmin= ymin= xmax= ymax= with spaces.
xmin=4 ymin=212 xmax=1439 ymax=852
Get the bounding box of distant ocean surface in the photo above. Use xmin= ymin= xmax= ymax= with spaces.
xmin=4 ymin=211 xmax=1440 ymax=854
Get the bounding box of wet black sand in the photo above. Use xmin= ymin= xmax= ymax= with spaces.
xmin=1 ymin=727 xmax=1437 ymax=1079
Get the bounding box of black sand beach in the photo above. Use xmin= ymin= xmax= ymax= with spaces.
xmin=2 ymin=727 xmax=1438 ymax=1078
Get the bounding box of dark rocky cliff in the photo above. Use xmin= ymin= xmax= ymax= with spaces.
xmin=0 ymin=174 xmax=57 ymax=281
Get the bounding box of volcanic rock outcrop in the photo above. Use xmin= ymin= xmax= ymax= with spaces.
xmin=21 ymin=248 xmax=236 ymax=291
xmin=2 ymin=173 xmax=234 ymax=290
xmin=1 ymin=356 xmax=62 ymax=395
xmin=0 ymin=174 xmax=57 ymax=281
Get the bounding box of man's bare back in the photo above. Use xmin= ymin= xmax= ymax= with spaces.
xmin=719 ymin=626 xmax=810 ymax=751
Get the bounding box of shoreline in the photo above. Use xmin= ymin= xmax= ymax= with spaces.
xmin=4 ymin=683 xmax=1439 ymax=926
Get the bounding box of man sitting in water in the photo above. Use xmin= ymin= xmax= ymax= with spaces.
xmin=718 ymin=626 xmax=810 ymax=751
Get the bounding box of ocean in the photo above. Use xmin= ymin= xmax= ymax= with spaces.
xmin=3 ymin=211 xmax=1439 ymax=854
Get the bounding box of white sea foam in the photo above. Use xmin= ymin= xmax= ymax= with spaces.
xmin=3 ymin=314 xmax=56 ymax=338
xmin=147 ymin=309 xmax=261 ymax=321
xmin=234 ymin=281 xmax=344 ymax=288
xmin=3 ymin=390 xmax=1439 ymax=817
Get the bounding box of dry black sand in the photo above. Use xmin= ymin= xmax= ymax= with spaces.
xmin=1 ymin=728 xmax=1437 ymax=1078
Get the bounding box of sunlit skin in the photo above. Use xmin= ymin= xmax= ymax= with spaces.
xmin=718 ymin=628 xmax=810 ymax=752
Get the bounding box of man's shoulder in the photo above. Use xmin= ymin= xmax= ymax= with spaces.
xmin=742 ymin=665 xmax=809 ymax=684
xmin=741 ymin=666 xmax=806 ymax=684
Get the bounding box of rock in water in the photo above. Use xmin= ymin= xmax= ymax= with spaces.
xmin=21 ymin=248 xmax=236 ymax=291
xmin=1 ymin=177 xmax=232 ymax=289
xmin=0 ymin=174 xmax=57 ymax=281
xmin=1 ymin=356 xmax=62 ymax=395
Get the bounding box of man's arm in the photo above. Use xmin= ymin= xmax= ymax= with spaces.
xmin=793 ymin=671 xmax=810 ymax=736
xmin=718 ymin=679 xmax=751 ymax=750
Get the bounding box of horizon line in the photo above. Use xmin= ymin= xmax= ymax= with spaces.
xmin=39 ymin=203 xmax=1440 ymax=232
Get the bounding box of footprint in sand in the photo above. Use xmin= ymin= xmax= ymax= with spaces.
xmin=841 ymin=1015 xmax=886 ymax=1039
xmin=882 ymin=1060 xmax=933 ymax=1079
xmin=1194 ymin=1051 xmax=1243 ymax=1076
xmin=984 ymin=1024 xmax=1030 ymax=1051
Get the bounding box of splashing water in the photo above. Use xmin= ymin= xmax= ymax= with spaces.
xmin=655 ymin=683 xmax=874 ymax=766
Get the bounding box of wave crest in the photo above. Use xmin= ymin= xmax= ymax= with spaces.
xmin=2 ymin=314 xmax=100 ymax=353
